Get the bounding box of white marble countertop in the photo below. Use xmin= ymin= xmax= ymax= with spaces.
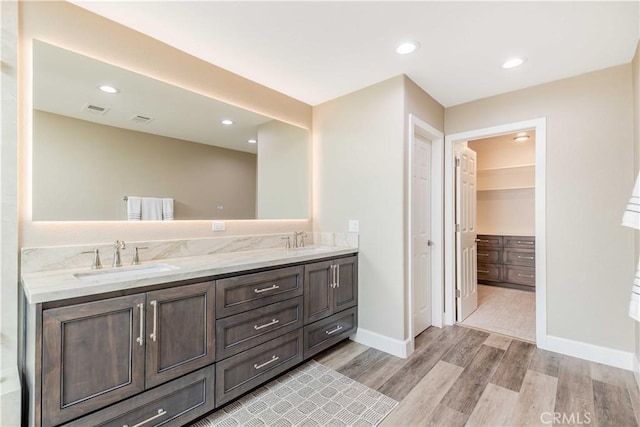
xmin=21 ymin=245 xmax=358 ymax=304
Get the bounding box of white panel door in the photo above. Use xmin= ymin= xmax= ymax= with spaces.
xmin=456 ymin=146 xmax=478 ymax=321
xmin=412 ymin=133 xmax=432 ymax=336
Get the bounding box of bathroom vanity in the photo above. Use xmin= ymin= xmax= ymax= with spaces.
xmin=22 ymin=245 xmax=358 ymax=427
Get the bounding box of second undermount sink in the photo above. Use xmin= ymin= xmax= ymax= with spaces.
xmin=74 ymin=263 xmax=179 ymax=281
xmin=286 ymin=245 xmax=333 ymax=254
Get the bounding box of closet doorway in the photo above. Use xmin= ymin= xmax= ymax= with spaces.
xmin=457 ymin=131 xmax=536 ymax=342
xmin=443 ymin=118 xmax=547 ymax=345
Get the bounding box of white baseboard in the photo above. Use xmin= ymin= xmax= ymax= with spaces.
xmin=539 ymin=334 xmax=634 ymax=371
xmin=350 ymin=328 xmax=412 ymax=358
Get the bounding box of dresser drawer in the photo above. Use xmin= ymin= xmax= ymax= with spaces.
xmin=303 ymin=307 xmax=357 ymax=359
xmin=476 ymin=235 xmax=502 ymax=249
xmin=216 ymin=266 xmax=304 ymax=318
xmin=477 ymin=248 xmax=501 ymax=264
xmin=477 ymin=263 xmax=502 ymax=282
xmin=504 ymin=265 xmax=535 ymax=287
xmin=216 ymin=296 xmax=303 ymax=360
xmin=215 ymin=329 xmax=303 ymax=406
xmin=62 ymin=365 xmax=215 ymax=427
xmin=504 ymin=248 xmax=535 ymax=267
xmin=503 ymin=235 xmax=535 ymax=249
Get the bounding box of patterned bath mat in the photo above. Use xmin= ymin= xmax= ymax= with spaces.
xmin=190 ymin=360 xmax=398 ymax=427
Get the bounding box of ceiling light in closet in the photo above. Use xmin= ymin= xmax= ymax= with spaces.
xmin=513 ymin=135 xmax=530 ymax=142
xmin=502 ymin=57 xmax=525 ymax=69
xmin=99 ymin=85 xmax=119 ymax=94
xmin=248 ymin=139 xmax=257 ymax=144
xmin=221 ymin=119 xmax=234 ymax=125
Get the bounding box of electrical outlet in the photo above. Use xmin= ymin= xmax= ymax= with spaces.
xmin=348 ymin=219 xmax=359 ymax=232
xmin=212 ymin=221 xmax=226 ymax=231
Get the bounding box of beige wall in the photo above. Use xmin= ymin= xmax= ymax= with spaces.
xmin=33 ymin=111 xmax=257 ymax=221
xmin=314 ymin=75 xmax=444 ymax=342
xmin=446 ymin=64 xmax=635 ymax=353
xmin=257 ymin=120 xmax=309 ymax=219
xmin=19 ymin=1 xmax=312 ymax=247
xmin=632 ymin=40 xmax=640 ymax=382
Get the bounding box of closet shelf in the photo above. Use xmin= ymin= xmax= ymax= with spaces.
xmin=477 ymin=164 xmax=535 ymax=173
xmin=478 ymin=186 xmax=535 ymax=192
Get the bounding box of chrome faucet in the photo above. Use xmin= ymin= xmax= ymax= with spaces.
xmin=81 ymin=248 xmax=102 ymax=270
xmin=113 ymin=240 xmax=126 ymax=267
xmin=132 ymin=246 xmax=148 ymax=265
xmin=293 ymin=231 xmax=307 ymax=248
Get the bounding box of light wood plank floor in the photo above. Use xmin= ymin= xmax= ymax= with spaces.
xmin=313 ymin=325 xmax=640 ymax=427
xmin=461 ymin=285 xmax=536 ymax=342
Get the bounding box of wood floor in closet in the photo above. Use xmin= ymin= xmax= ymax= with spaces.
xmin=313 ymin=325 xmax=640 ymax=427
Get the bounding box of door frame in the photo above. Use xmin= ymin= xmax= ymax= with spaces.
xmin=443 ymin=118 xmax=547 ymax=345
xmin=407 ymin=114 xmax=444 ymax=346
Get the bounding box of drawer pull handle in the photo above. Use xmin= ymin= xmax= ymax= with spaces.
xmin=136 ymin=303 xmax=144 ymax=346
xmin=254 ymin=355 xmax=279 ymax=370
xmin=124 ymin=408 xmax=167 ymax=427
xmin=478 ymin=253 xmax=489 ymax=257
xmin=149 ymin=300 xmax=158 ymax=342
xmin=476 ymin=239 xmax=489 ymax=243
xmin=517 ymin=256 xmax=534 ymax=260
xmin=254 ymin=319 xmax=279 ymax=330
xmin=516 ymin=241 xmax=534 ymax=245
xmin=478 ymin=270 xmax=490 ymax=274
xmin=517 ymin=274 xmax=534 ymax=278
xmin=326 ymin=325 xmax=343 ymax=335
xmin=254 ymin=284 xmax=280 ymax=294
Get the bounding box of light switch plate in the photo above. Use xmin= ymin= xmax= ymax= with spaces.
xmin=348 ymin=219 xmax=359 ymax=233
xmin=212 ymin=221 xmax=226 ymax=231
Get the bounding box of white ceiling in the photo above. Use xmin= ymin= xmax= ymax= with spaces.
xmin=70 ymin=1 xmax=639 ymax=108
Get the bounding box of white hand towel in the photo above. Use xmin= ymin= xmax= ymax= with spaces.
xmin=141 ymin=197 xmax=163 ymax=221
xmin=162 ymin=198 xmax=174 ymax=221
xmin=127 ymin=196 xmax=141 ymax=221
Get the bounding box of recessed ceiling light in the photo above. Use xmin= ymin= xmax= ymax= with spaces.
xmin=221 ymin=119 xmax=234 ymax=125
xmin=396 ymin=41 xmax=420 ymax=55
xmin=99 ymin=85 xmax=119 ymax=94
xmin=502 ymin=57 xmax=525 ymax=69
xmin=248 ymin=139 xmax=258 ymax=144
xmin=513 ymin=135 xmax=530 ymax=142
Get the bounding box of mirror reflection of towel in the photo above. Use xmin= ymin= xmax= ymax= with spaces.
xmin=162 ymin=198 xmax=174 ymax=220
xmin=127 ymin=196 xmax=141 ymax=221
xmin=141 ymin=197 xmax=163 ymax=220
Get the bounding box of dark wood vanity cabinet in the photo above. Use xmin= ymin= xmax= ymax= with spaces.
xmin=40 ymin=282 xmax=216 ymax=427
xmin=30 ymin=253 xmax=358 ymax=427
xmin=304 ymin=256 xmax=358 ymax=324
xmin=42 ymin=294 xmax=147 ymax=427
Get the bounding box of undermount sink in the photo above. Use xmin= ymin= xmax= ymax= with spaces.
xmin=74 ymin=263 xmax=179 ymax=281
xmin=287 ymin=245 xmax=333 ymax=254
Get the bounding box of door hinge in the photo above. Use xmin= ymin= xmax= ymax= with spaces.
xmin=456 ymin=289 xmax=461 ymax=298
xmin=455 ymin=224 xmax=461 ymax=232
xmin=455 ymin=158 xmax=461 ymax=167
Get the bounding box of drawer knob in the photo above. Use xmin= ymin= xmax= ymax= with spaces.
xmin=517 ymin=274 xmax=534 ymax=278
xmin=254 ymin=319 xmax=279 ymax=330
xmin=123 ymin=408 xmax=166 ymax=427
xmin=254 ymin=355 xmax=279 ymax=370
xmin=325 ymin=325 xmax=343 ymax=335
xmin=517 ymin=256 xmax=534 ymax=260
xmin=254 ymin=284 xmax=280 ymax=294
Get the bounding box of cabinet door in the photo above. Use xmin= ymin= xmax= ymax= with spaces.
xmin=145 ymin=281 xmax=216 ymax=388
xmin=333 ymin=256 xmax=358 ymax=313
xmin=304 ymin=260 xmax=334 ymax=324
xmin=42 ymin=294 xmax=146 ymax=427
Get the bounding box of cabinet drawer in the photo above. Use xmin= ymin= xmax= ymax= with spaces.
xmin=504 ymin=265 xmax=535 ymax=287
xmin=62 ymin=365 xmax=215 ymax=427
xmin=303 ymin=307 xmax=357 ymax=359
xmin=215 ymin=329 xmax=303 ymax=406
xmin=216 ymin=296 xmax=303 ymax=360
xmin=216 ymin=266 xmax=304 ymax=318
xmin=476 ymin=235 xmax=502 ymax=249
xmin=477 ymin=263 xmax=502 ymax=282
xmin=503 ymin=248 xmax=535 ymax=267
xmin=477 ymin=248 xmax=501 ymax=264
xmin=503 ymin=236 xmax=535 ymax=249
